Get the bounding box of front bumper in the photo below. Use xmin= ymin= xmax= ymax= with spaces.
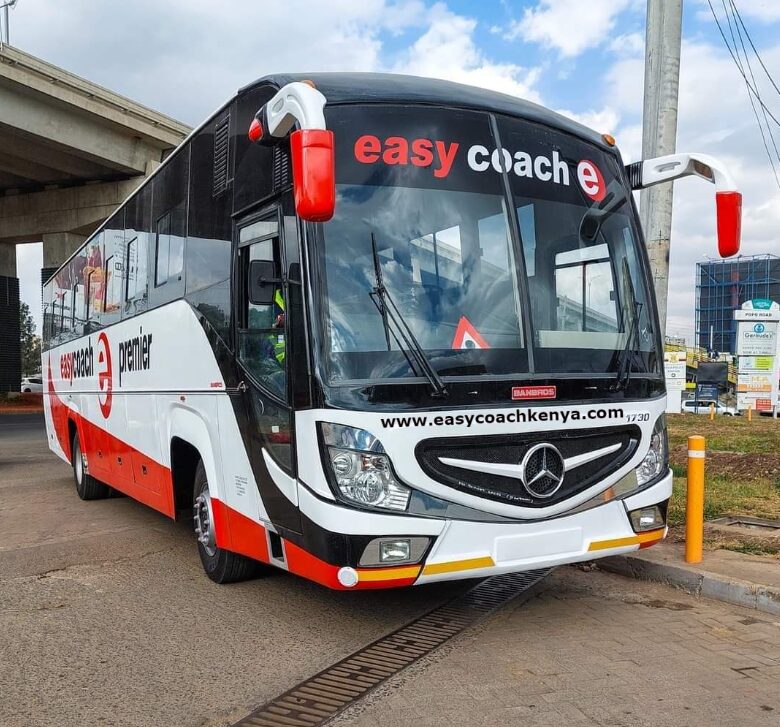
xmin=296 ymin=469 xmax=673 ymax=587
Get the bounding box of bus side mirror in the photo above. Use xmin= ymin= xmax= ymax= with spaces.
xmin=627 ymin=154 xmax=742 ymax=258
xmin=249 ymin=260 xmax=278 ymax=306
xmin=290 ymin=128 xmax=335 ymax=222
xmin=716 ymin=191 xmax=741 ymax=257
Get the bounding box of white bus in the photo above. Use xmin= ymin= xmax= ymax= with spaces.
xmin=42 ymin=74 xmax=741 ymax=589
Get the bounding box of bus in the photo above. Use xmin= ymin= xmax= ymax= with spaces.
xmin=42 ymin=74 xmax=741 ymax=590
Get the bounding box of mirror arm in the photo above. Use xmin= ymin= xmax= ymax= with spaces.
xmin=625 ymin=152 xmax=736 ymax=192
xmin=248 ymin=82 xmax=328 ymax=144
xmin=626 ymin=152 xmax=741 ymax=258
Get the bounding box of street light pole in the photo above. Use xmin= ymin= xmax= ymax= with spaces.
xmin=641 ymin=0 xmax=683 ymax=337
xmin=0 ymin=0 xmax=19 ymax=46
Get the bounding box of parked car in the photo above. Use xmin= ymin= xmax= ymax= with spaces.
xmin=682 ymin=399 xmax=740 ymax=416
xmin=20 ymin=376 xmax=43 ymax=393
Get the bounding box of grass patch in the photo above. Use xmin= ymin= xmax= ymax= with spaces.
xmin=667 ymin=413 xmax=780 ymax=455
xmin=668 ymin=475 xmax=780 ymax=527
xmin=729 ymin=542 xmax=780 ymax=557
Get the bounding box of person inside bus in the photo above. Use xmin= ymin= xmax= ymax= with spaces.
xmin=243 ymin=285 xmax=286 ymax=398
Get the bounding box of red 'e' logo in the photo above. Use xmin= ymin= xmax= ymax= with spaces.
xmin=97 ymin=332 xmax=113 ymax=419
xmin=577 ymin=160 xmax=606 ymax=202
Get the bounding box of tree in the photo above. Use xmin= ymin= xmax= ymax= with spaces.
xmin=20 ymin=301 xmax=41 ymax=376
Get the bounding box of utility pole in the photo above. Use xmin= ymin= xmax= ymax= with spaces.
xmin=641 ymin=0 xmax=683 ymax=337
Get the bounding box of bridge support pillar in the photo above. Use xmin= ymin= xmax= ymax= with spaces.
xmin=0 ymin=241 xmax=16 ymax=277
xmin=0 ymin=243 xmax=20 ymax=392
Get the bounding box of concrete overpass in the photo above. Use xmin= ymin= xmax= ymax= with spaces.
xmin=0 ymin=44 xmax=190 ymax=391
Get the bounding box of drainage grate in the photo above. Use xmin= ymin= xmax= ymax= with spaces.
xmin=231 ymin=569 xmax=551 ymax=727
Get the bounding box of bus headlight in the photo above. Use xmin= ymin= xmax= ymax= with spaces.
xmin=321 ymin=423 xmax=411 ymax=511
xmin=636 ymin=415 xmax=668 ymax=487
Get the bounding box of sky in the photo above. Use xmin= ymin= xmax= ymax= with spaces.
xmin=9 ymin=0 xmax=780 ymax=341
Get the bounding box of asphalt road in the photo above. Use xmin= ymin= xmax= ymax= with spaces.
xmin=0 ymin=413 xmax=468 ymax=727
xmin=4 ymin=414 xmax=780 ymax=727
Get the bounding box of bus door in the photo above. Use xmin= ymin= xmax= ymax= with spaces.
xmin=234 ymin=210 xmax=301 ymax=535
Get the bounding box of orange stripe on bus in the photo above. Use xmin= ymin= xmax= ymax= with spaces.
xmin=587 ymin=528 xmax=666 ymax=552
xmin=422 ymin=556 xmax=495 ymax=576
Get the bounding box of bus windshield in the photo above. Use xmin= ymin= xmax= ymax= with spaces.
xmin=315 ymin=105 xmax=660 ymax=385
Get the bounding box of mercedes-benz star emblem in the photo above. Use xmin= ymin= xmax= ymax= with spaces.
xmin=520 ymin=443 xmax=565 ymax=499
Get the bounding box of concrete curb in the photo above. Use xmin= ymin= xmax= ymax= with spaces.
xmin=599 ymin=553 xmax=780 ymax=617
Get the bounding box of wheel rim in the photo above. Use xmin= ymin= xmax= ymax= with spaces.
xmin=194 ymin=486 xmax=217 ymax=557
xmin=74 ymin=439 xmax=84 ymax=485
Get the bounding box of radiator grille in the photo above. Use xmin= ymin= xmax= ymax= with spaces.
xmin=416 ymin=425 xmax=640 ymax=507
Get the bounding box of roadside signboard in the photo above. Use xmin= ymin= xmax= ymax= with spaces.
xmin=736 ymin=321 xmax=777 ymax=356
xmin=696 ymin=383 xmax=719 ymax=401
xmin=734 ymin=299 xmax=780 ymax=413
xmin=663 ymin=351 xmax=686 ymax=413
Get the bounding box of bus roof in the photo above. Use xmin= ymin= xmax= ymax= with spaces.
xmin=241 ymin=72 xmax=610 ymax=150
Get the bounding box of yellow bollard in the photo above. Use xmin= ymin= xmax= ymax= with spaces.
xmin=686 ymin=435 xmax=706 ymax=564
xmin=709 ymin=402 xmax=715 ymax=420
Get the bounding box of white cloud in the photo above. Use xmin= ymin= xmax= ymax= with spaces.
xmin=608 ymin=31 xmax=645 ymax=57
xmin=506 ymin=0 xmax=633 ymax=58
xmin=393 ymin=3 xmax=542 ymax=101
xmin=555 ymin=107 xmax=621 ymax=134
xmin=10 ymin=0 xmax=426 ymax=124
xmin=696 ymin=0 xmax=780 ymax=24
xmin=16 ymin=243 xmax=43 ymax=335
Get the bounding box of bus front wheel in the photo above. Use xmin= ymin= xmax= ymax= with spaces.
xmin=192 ymin=461 xmax=263 ymax=583
xmin=71 ymin=431 xmax=109 ymax=500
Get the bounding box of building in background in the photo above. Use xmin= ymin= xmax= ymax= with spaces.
xmin=695 ymin=254 xmax=780 ymax=355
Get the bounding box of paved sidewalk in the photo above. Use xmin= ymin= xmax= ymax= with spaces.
xmin=333 ymin=567 xmax=780 ymax=727
xmin=601 ymin=541 xmax=780 ymax=616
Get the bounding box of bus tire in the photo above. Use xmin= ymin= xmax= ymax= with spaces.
xmin=193 ymin=461 xmax=263 ymax=583
xmin=71 ymin=431 xmax=109 ymax=500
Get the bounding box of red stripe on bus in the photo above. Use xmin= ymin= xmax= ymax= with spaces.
xmin=47 ymin=357 xmax=415 ymax=589
xmin=284 ymin=540 xmax=419 ymax=590
xmin=47 ymin=357 xmax=176 ymax=518
xmin=47 ymin=357 xmax=73 ymax=460
xmin=210 ymin=497 xmax=270 ymax=562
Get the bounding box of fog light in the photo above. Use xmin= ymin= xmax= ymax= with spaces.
xmin=358 ymin=536 xmax=430 ymax=566
xmin=629 ymin=505 xmax=666 ymax=532
xmin=380 ymin=539 xmax=411 ymax=563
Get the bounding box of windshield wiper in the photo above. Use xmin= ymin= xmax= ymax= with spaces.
xmin=368 ymin=233 xmax=448 ymax=398
xmin=611 ymin=258 xmax=642 ymax=392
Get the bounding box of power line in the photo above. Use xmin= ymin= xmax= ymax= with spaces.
xmin=706 ymin=0 xmax=780 ymax=129
xmin=727 ymin=0 xmax=780 ymax=171
xmin=707 ymin=0 xmax=780 ymax=191
xmin=730 ymin=0 xmax=780 ymax=100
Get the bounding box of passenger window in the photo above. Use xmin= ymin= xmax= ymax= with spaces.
xmin=84 ymin=234 xmax=105 ymax=328
xmin=125 ymin=237 xmax=146 ymax=308
xmin=554 ymin=245 xmax=618 ymax=333
xmin=61 ymin=289 xmax=71 ymax=335
xmin=155 ymin=210 xmax=185 ymax=287
xmin=237 ymin=220 xmax=286 ymax=401
xmin=123 ymin=184 xmax=152 ymax=318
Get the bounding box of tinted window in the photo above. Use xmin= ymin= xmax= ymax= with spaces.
xmin=185 ymin=114 xmax=234 ymax=335
xmin=152 ymin=148 xmax=188 ymax=294
xmin=84 ymin=232 xmax=105 ymax=329
xmin=102 ymin=210 xmax=124 ymax=327
xmin=123 ymin=184 xmax=152 ymax=318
